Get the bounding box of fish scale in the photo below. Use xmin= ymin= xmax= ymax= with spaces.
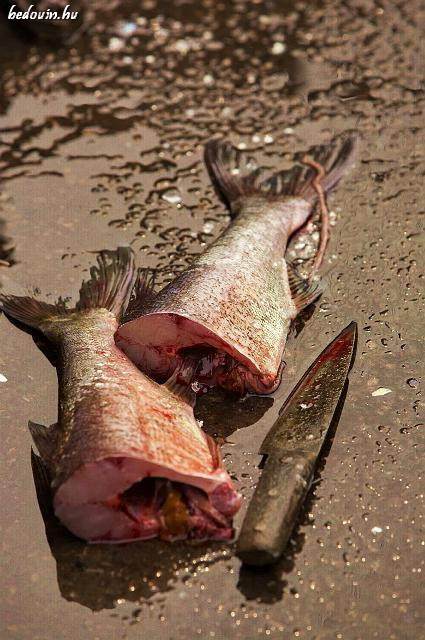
xmin=117 ymin=134 xmax=358 ymax=395
xmin=0 ymin=248 xmax=240 ymax=543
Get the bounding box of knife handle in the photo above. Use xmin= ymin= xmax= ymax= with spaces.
xmin=236 ymin=452 xmax=316 ymax=566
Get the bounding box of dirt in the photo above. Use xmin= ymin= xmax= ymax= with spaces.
xmin=0 ymin=1 xmax=424 ymax=638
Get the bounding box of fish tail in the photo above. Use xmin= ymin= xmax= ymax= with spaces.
xmin=76 ymin=247 xmax=136 ymax=319
xmin=204 ymin=131 xmax=359 ymax=210
xmin=123 ymin=267 xmax=156 ymax=322
xmin=0 ymin=247 xmax=136 ymax=331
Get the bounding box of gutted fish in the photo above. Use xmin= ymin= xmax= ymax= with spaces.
xmin=1 ymin=248 xmax=240 ymax=542
xmin=116 ymin=133 xmax=358 ymax=395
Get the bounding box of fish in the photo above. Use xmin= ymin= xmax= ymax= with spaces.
xmin=116 ymin=133 xmax=358 ymax=395
xmin=0 ymin=248 xmax=240 ymax=543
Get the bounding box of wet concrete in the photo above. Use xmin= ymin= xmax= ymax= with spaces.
xmin=0 ymin=1 xmax=424 ymax=638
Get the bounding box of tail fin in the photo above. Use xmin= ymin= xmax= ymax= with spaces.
xmin=0 ymin=247 xmax=136 ymax=331
xmin=76 ymin=247 xmax=135 ymax=318
xmin=0 ymin=296 xmax=62 ymax=330
xmin=204 ymin=132 xmax=358 ymax=210
xmin=123 ymin=267 xmax=157 ymax=323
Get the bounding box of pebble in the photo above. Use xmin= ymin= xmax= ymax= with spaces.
xmin=371 ymin=387 xmax=392 ymax=396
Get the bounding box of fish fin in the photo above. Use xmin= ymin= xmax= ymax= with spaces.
xmin=123 ymin=267 xmax=157 ymax=322
xmin=205 ymin=434 xmax=222 ymax=470
xmin=76 ymin=247 xmax=136 ymax=320
xmin=0 ymin=295 xmax=61 ymax=330
xmin=204 ymin=139 xmax=265 ymax=206
xmin=28 ymin=420 xmax=56 ymax=462
xmin=164 ymin=358 xmax=197 ymax=407
xmin=292 ymin=132 xmax=359 ymax=202
xmin=164 ymin=375 xmax=196 ymax=407
xmin=0 ymin=248 xmax=136 ymax=329
xmin=287 ymin=263 xmax=323 ymax=312
xmin=31 ymin=448 xmax=53 ymax=518
xmin=204 ymin=132 xmax=358 ymax=209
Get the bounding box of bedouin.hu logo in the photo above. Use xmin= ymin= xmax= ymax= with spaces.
xmin=8 ymin=4 xmax=79 ymax=20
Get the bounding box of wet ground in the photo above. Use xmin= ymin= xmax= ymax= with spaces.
xmin=0 ymin=1 xmax=424 ymax=638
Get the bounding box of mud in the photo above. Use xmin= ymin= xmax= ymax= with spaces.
xmin=0 ymin=1 xmax=424 ymax=639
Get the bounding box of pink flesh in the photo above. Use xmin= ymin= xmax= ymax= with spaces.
xmin=38 ymin=310 xmax=241 ymax=542
xmin=116 ymin=198 xmax=308 ymax=395
xmin=117 ymin=313 xmax=281 ymax=395
xmin=54 ymin=456 xmax=240 ymax=542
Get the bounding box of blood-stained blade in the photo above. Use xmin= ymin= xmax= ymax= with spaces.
xmin=236 ymin=321 xmax=357 ymax=566
xmin=260 ymin=321 xmax=357 ymax=456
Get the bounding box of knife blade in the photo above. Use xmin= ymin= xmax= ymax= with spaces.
xmin=236 ymin=321 xmax=357 ymax=566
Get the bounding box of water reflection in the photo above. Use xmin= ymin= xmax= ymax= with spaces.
xmin=195 ymin=389 xmax=274 ymax=441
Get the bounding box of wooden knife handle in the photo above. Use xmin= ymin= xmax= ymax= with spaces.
xmin=236 ymin=452 xmax=316 ymax=566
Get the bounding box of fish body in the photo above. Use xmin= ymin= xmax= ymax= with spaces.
xmin=118 ymin=197 xmax=305 ymax=394
xmin=117 ymin=134 xmax=358 ymax=395
xmin=1 ymin=249 xmax=240 ymax=542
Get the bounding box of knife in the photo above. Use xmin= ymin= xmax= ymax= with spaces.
xmin=236 ymin=321 xmax=357 ymax=566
